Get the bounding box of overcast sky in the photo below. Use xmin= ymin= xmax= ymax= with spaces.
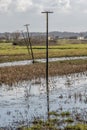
xmin=0 ymin=0 xmax=87 ymax=32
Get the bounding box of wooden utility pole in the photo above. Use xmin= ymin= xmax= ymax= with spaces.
xmin=21 ymin=31 xmax=30 ymax=56
xmin=42 ymin=11 xmax=53 ymax=120
xmin=24 ymin=24 xmax=34 ymax=63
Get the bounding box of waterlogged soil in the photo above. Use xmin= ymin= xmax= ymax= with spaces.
xmin=0 ymin=72 xmax=87 ymax=129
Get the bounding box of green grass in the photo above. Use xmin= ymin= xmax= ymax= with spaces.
xmin=16 ymin=110 xmax=87 ymax=130
xmin=19 ymin=120 xmax=87 ymax=130
xmin=65 ymin=124 xmax=87 ymax=130
xmin=19 ymin=124 xmax=87 ymax=130
xmin=1 ymin=42 xmax=87 ymax=55
xmin=1 ymin=42 xmax=87 ymax=62
xmin=65 ymin=118 xmax=74 ymax=123
xmin=60 ymin=111 xmax=70 ymax=117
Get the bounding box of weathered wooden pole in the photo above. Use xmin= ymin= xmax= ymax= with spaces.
xmin=41 ymin=11 xmax=53 ymax=120
xmin=21 ymin=31 xmax=30 ymax=56
xmin=24 ymin=24 xmax=34 ymax=63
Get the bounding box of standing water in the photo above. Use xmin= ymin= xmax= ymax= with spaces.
xmin=0 ymin=72 xmax=87 ymax=129
xmin=0 ymin=56 xmax=87 ymax=67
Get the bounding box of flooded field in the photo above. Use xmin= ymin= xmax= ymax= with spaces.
xmin=0 ymin=72 xmax=87 ymax=129
xmin=0 ymin=56 xmax=87 ymax=67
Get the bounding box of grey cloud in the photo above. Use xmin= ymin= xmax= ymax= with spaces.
xmin=0 ymin=0 xmax=87 ymax=13
xmin=0 ymin=0 xmax=71 ymax=13
xmin=69 ymin=0 xmax=87 ymax=13
xmin=0 ymin=0 xmax=87 ymax=32
xmin=16 ymin=0 xmax=33 ymax=12
xmin=0 ymin=0 xmax=12 ymax=12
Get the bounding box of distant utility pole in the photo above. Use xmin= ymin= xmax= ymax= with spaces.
xmin=24 ymin=24 xmax=34 ymax=63
xmin=21 ymin=31 xmax=30 ymax=56
xmin=42 ymin=11 xmax=53 ymax=120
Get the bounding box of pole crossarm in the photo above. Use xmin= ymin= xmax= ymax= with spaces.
xmin=41 ymin=11 xmax=53 ymax=13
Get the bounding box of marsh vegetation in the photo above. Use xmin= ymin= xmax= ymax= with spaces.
xmin=0 ymin=42 xmax=87 ymax=129
xmin=0 ymin=72 xmax=87 ymax=129
xmin=0 ymin=59 xmax=87 ymax=85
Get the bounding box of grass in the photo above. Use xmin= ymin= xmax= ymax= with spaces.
xmin=65 ymin=118 xmax=74 ymax=123
xmin=0 ymin=59 xmax=87 ymax=85
xmin=60 ymin=112 xmax=70 ymax=117
xmin=1 ymin=42 xmax=87 ymax=85
xmin=48 ymin=111 xmax=59 ymax=117
xmin=20 ymin=124 xmax=87 ymax=130
xmin=0 ymin=42 xmax=87 ymax=63
xmin=19 ymin=123 xmax=87 ymax=130
xmin=65 ymin=124 xmax=87 ymax=130
xmin=18 ymin=110 xmax=87 ymax=130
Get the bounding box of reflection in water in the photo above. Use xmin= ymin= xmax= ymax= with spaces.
xmin=0 ymin=72 xmax=87 ymax=128
xmin=0 ymin=56 xmax=87 ymax=67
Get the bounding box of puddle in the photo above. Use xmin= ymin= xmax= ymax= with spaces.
xmin=0 ymin=72 xmax=87 ymax=128
xmin=0 ymin=56 xmax=87 ymax=67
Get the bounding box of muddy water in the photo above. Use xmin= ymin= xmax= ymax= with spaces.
xmin=0 ymin=72 xmax=87 ymax=128
xmin=0 ymin=56 xmax=87 ymax=67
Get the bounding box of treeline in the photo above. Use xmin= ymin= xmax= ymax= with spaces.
xmin=13 ymin=38 xmax=57 ymax=46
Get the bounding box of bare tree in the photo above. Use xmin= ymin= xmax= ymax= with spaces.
xmin=12 ymin=31 xmax=20 ymax=42
xmin=4 ymin=32 xmax=10 ymax=42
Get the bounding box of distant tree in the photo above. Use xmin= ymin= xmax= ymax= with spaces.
xmin=69 ymin=36 xmax=77 ymax=39
xmin=12 ymin=31 xmax=20 ymax=43
xmin=4 ymin=32 xmax=10 ymax=42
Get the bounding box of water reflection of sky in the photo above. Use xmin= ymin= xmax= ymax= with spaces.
xmin=0 ymin=56 xmax=87 ymax=67
xmin=0 ymin=72 xmax=87 ymax=128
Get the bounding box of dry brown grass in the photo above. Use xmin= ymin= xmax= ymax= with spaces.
xmin=0 ymin=60 xmax=87 ymax=85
